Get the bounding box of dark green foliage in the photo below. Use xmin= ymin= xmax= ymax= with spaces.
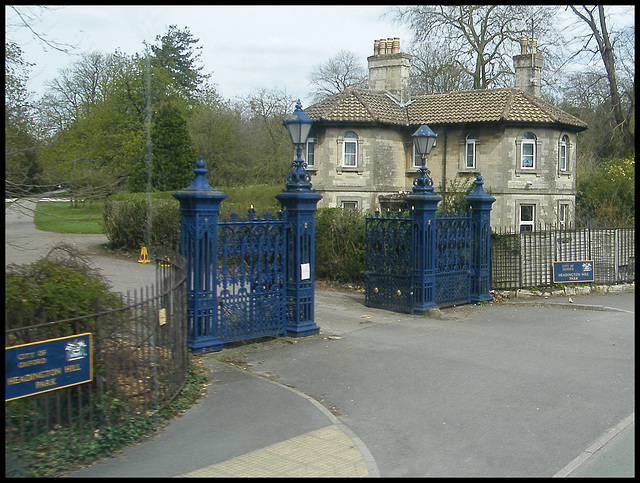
xmin=148 ymin=25 xmax=208 ymax=101
xmin=576 ymin=155 xmax=635 ymax=224
xmin=5 ymin=244 xmax=120 ymax=330
xmin=129 ymin=103 xmax=196 ymax=192
xmin=437 ymin=176 xmax=475 ymax=216
xmin=6 ymin=359 xmax=208 ymax=478
xmin=102 ymin=188 xmax=282 ymax=252
xmin=102 ymin=193 xmax=181 ymax=251
xmin=315 ymin=208 xmax=367 ymax=284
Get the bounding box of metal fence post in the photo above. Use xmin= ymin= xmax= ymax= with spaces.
xmin=465 ymin=174 xmax=496 ymax=303
xmin=173 ymin=156 xmax=227 ymax=352
xmin=276 ymin=151 xmax=322 ymax=337
xmin=405 ymin=172 xmax=441 ymax=314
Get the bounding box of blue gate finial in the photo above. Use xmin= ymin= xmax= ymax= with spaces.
xmin=184 ymin=156 xmax=215 ymax=192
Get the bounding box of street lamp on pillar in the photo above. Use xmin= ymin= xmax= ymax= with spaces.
xmin=283 ymin=99 xmax=313 ymax=191
xmin=411 ymin=124 xmax=437 ymax=194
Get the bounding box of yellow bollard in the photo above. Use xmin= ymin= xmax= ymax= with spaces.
xmin=138 ymin=247 xmax=150 ymax=264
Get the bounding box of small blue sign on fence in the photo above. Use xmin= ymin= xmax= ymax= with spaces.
xmin=553 ymin=260 xmax=595 ymax=283
xmin=5 ymin=333 xmax=93 ymax=401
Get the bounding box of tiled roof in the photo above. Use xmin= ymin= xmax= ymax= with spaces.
xmin=306 ymin=87 xmax=587 ymax=130
xmin=305 ymin=88 xmax=407 ymax=125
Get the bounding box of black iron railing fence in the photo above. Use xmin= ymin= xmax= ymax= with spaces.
xmin=5 ymin=252 xmax=187 ymax=476
xmin=491 ymin=223 xmax=634 ymax=290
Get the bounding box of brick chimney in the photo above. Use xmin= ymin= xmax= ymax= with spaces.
xmin=367 ymin=37 xmax=412 ymax=104
xmin=513 ymin=36 xmax=543 ymax=97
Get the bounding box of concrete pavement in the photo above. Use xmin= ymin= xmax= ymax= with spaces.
xmin=5 ymin=196 xmax=635 ymax=477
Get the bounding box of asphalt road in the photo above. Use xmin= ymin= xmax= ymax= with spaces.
xmin=6 ymin=195 xmax=635 ymax=477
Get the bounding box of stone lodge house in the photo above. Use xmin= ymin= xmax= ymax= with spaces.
xmin=303 ymin=37 xmax=588 ymax=232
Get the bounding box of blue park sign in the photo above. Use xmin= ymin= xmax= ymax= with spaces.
xmin=553 ymin=260 xmax=595 ymax=283
xmin=5 ymin=333 xmax=93 ymax=401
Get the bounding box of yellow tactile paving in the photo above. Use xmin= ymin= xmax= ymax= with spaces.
xmin=176 ymin=425 xmax=369 ymax=477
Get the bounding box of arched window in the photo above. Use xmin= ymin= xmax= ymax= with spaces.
xmin=559 ymin=135 xmax=568 ymax=172
xmin=521 ymin=132 xmax=536 ymax=169
xmin=343 ymin=131 xmax=358 ymax=167
xmin=466 ymin=133 xmax=478 ymax=169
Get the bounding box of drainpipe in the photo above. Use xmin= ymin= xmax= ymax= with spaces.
xmin=441 ymin=128 xmax=447 ymax=211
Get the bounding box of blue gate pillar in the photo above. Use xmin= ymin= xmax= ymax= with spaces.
xmin=465 ymin=174 xmax=495 ymax=304
xmin=173 ymin=156 xmax=227 ymax=352
xmin=276 ymin=141 xmax=322 ymax=337
xmin=404 ymin=164 xmax=441 ymax=313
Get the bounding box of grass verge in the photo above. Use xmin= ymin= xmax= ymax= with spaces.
xmin=34 ymin=200 xmax=106 ymax=234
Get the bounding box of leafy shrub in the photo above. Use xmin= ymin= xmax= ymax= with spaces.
xmin=103 ymin=188 xmax=282 ymax=252
xmin=577 ymin=155 xmax=635 ymax=224
xmin=103 ymin=194 xmax=181 ymax=251
xmin=5 ymin=244 xmax=121 ymax=332
xmin=315 ymin=208 xmax=366 ymax=284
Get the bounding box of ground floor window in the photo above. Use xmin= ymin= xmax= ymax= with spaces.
xmin=341 ymin=201 xmax=358 ymax=210
xmin=558 ymin=203 xmax=569 ymax=227
xmin=519 ymin=204 xmax=535 ymax=232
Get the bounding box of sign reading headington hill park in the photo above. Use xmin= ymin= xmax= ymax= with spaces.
xmin=6 ymin=333 xmax=93 ymax=401
xmin=553 ymin=260 xmax=595 ymax=283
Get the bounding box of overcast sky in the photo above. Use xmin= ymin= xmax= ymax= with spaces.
xmin=6 ymin=5 xmax=634 ymax=109
xmin=6 ymin=5 xmax=415 ymax=107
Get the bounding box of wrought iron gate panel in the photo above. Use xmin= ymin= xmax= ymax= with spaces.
xmin=365 ymin=212 xmax=414 ymax=313
xmin=217 ymin=212 xmax=287 ymax=342
xmin=435 ymin=215 xmax=472 ymax=307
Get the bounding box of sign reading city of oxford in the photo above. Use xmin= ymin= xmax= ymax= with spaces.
xmin=5 ymin=333 xmax=93 ymax=401
xmin=552 ymin=260 xmax=595 ymax=283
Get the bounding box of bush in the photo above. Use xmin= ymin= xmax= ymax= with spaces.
xmin=576 ymin=155 xmax=635 ymax=225
xmin=5 ymin=244 xmax=121 ymax=333
xmin=103 ymin=194 xmax=181 ymax=252
xmin=103 ymin=188 xmax=282 ymax=253
xmin=315 ymin=208 xmax=367 ymax=284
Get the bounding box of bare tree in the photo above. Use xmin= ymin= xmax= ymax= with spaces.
xmin=391 ymin=5 xmax=559 ymax=90
xmin=567 ymin=5 xmax=634 ymax=150
xmin=6 ymin=6 xmax=76 ymax=53
xmin=408 ymin=42 xmax=474 ymax=94
xmin=308 ymin=50 xmax=368 ymax=103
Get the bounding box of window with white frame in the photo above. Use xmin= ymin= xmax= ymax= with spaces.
xmin=559 ymin=135 xmax=568 ymax=172
xmin=519 ymin=204 xmax=535 ymax=232
xmin=466 ymin=133 xmax=477 ymax=169
xmin=412 ymin=143 xmax=421 ymax=168
xmin=558 ymin=203 xmax=569 ymax=227
xmin=343 ymin=131 xmax=358 ymax=167
xmin=521 ymin=132 xmax=536 ymax=169
xmin=341 ymin=201 xmax=358 ymax=210
xmin=306 ymin=136 xmax=315 ymax=167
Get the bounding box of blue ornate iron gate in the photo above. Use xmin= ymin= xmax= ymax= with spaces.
xmin=435 ymin=215 xmax=472 ymax=307
xmin=174 ymin=153 xmax=322 ymax=353
xmin=365 ymin=174 xmax=494 ymax=314
xmin=365 ymin=212 xmax=414 ymax=313
xmin=217 ymin=212 xmax=288 ymax=342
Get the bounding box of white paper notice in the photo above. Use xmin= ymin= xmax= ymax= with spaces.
xmin=300 ymin=263 xmax=310 ymax=280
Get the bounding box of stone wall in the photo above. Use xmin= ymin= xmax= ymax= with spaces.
xmin=309 ymin=123 xmax=578 ymax=229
